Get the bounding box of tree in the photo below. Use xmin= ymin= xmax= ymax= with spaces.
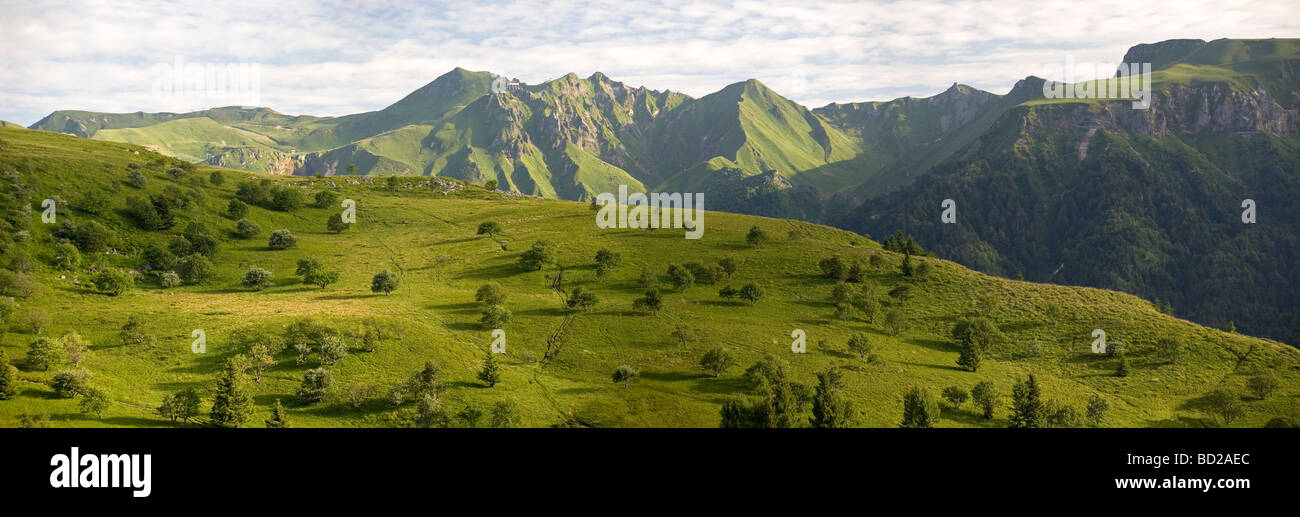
xmin=27 ymin=337 xmax=61 ymax=371
xmin=594 ymin=249 xmax=622 ymax=276
xmin=1086 ymin=394 xmax=1109 ymax=427
xmin=810 ymin=367 xmax=854 ymax=428
xmin=326 ymin=212 xmax=350 ymax=233
xmin=818 ymin=257 xmax=846 ymax=280
xmin=884 ymin=308 xmax=905 ymax=336
xmin=971 ymin=381 xmax=997 ymax=419
xmin=242 ymin=267 xmax=273 ymax=290
xmin=317 ymin=336 xmax=348 ymax=366
xmin=745 ymin=226 xmax=768 ymax=248
xmin=227 ymin=198 xmax=249 ymax=219
xmin=1115 ymin=354 xmax=1130 ymax=377
xmin=833 ymin=302 xmax=855 ymax=324
xmin=79 ymin=388 xmax=110 ymax=419
xmin=564 ymin=286 xmax=598 ymax=312
xmin=477 ymin=349 xmax=501 ymax=387
xmin=127 ymin=168 xmax=147 ymax=189
xmin=476 ymin=221 xmax=502 ymax=239
xmin=314 ymin=190 xmax=338 ymax=208
xmin=371 ymin=270 xmax=400 ymax=295
xmin=447 ymin=405 xmax=482 ymax=428
xmin=950 ymin=317 xmax=1003 ymax=353
xmin=267 ymin=229 xmax=298 ymax=250
xmin=1009 ymin=375 xmax=1044 ymax=428
xmin=234 ymin=218 xmax=261 ymax=239
xmin=942 ymin=386 xmax=969 ymax=409
xmin=157 ymin=388 xmax=201 ymax=425
xmin=270 ymin=187 xmax=304 ymax=211
xmin=26 ymin=309 xmax=50 ymax=334
xmin=1045 ymin=402 xmax=1082 ymax=428
xmin=484 ymin=179 xmax=498 ymax=191
xmin=53 ymin=242 xmax=81 ymax=271
xmin=1201 ymin=389 xmax=1243 ymax=424
xmin=390 ymin=362 xmax=442 ymax=407
xmin=738 ymin=283 xmax=764 ymax=305
xmin=0 ymin=349 xmax=18 ymax=399
xmin=666 ymin=264 xmax=695 ymax=292
xmin=900 ymin=251 xmax=914 ymax=277
xmin=51 ymin=369 xmax=92 ymax=398
xmin=1247 ymin=372 xmax=1279 ymax=399
xmin=210 ymin=359 xmax=252 ymax=427
xmin=119 ymin=315 xmax=148 ymax=346
xmin=1155 ymin=337 xmax=1182 ymax=364
xmin=612 ymin=365 xmax=639 ymax=384
xmin=60 ymin=332 xmax=90 ymax=368
xmin=900 ymin=387 xmax=939 ymax=428
xmin=719 ymin=397 xmax=754 ymax=428
xmin=246 ymin=344 xmax=274 ymax=383
xmin=956 ymin=338 xmax=982 ymax=372
xmin=718 ymin=257 xmax=737 ymax=278
xmin=174 ymin=253 xmax=213 ymax=284
xmin=633 ymin=288 xmax=663 ymax=316
xmin=92 ymin=268 xmax=133 ymax=296
xmin=845 ymin=261 xmax=865 ymax=283
xmin=490 ymin=401 xmax=522 ymax=428
xmin=914 ymin=260 xmax=932 ymax=279
xmin=417 ymin=394 xmax=449 ymax=428
xmin=479 ymin=305 xmax=512 ymax=328
xmin=518 ymin=240 xmax=556 ymax=270
xmin=475 ymin=282 xmax=508 ymax=306
xmin=265 ymin=399 xmax=289 ymax=428
xmin=297 ymin=368 xmax=333 ymax=405
xmin=847 ymin=333 xmax=873 ymax=359
xmin=699 ymin=347 xmax=736 ymax=377
xmin=888 ymin=284 xmax=912 ymax=302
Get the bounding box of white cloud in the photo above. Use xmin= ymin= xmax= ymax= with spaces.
xmin=1 ymin=0 xmax=1297 ymax=125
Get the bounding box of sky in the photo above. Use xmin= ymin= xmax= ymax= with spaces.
xmin=1 ymin=0 xmax=1297 ymax=125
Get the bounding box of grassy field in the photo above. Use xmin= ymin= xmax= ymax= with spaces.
xmin=1 ymin=126 xmax=1297 ymax=428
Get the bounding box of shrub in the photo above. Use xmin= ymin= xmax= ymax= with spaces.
xmin=297 ymin=368 xmax=333 ymax=404
xmin=159 ymin=271 xmax=182 ymax=288
xmin=594 ymin=249 xmax=622 ymax=276
xmin=326 ymin=213 xmax=349 ymax=233
xmin=27 ymin=337 xmax=62 ymax=370
xmin=92 ymin=269 xmax=133 ymax=296
xmin=234 ymin=218 xmax=261 ymax=239
xmin=475 ymin=282 xmax=508 ymax=306
xmin=479 ymin=304 xmax=511 ymax=328
xmin=227 ymin=198 xmax=249 ymax=219
xmin=53 ymin=242 xmax=81 ymax=271
xmin=612 ymin=365 xmax=639 ymax=384
xmin=699 ymin=347 xmax=735 ymax=377
xmin=517 ymin=240 xmax=556 ymax=270
xmin=745 ymin=226 xmax=768 ymax=247
xmin=175 ymin=253 xmax=214 ymax=284
xmin=267 ymin=229 xmax=298 ymax=249
xmin=314 ymin=190 xmax=338 ymax=208
xmin=51 ymin=369 xmax=92 ymax=398
xmin=241 ymin=267 xmax=273 ymax=290
xmin=209 ymin=170 xmax=225 ymax=185
xmin=371 ymin=270 xmax=399 ymax=295
xmin=270 ymin=187 xmax=304 ymax=211
xmin=1247 ymin=373 xmax=1279 ymax=399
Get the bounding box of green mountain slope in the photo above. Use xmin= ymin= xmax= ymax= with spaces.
xmin=2 ymin=126 xmax=1298 ymax=428
xmin=840 ymin=37 xmax=1300 ymax=346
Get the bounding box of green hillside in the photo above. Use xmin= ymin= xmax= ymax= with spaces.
xmin=2 ymin=126 xmax=1297 ymax=428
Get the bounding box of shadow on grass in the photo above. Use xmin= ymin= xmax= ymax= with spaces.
xmin=690 ymin=376 xmax=748 ymax=395
xmin=641 ymin=370 xmax=707 ymax=382
xmin=316 ymin=293 xmax=376 ymax=300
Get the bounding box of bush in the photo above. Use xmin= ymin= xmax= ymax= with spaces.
xmin=326 ymin=212 xmax=350 ymax=233
xmin=51 ymin=369 xmax=92 ymax=398
xmin=270 ymin=187 xmax=304 ymax=211
xmin=314 ymin=190 xmax=338 ymax=208
xmin=517 ymin=240 xmax=556 ymax=270
xmin=0 ymin=270 xmax=35 ymax=298
xmin=127 ymin=169 xmax=147 ymax=188
xmin=159 ymin=271 xmax=182 ymax=288
xmin=53 ymin=242 xmax=81 ymax=271
xmin=1247 ymin=373 xmax=1279 ymax=399
xmin=209 ymin=170 xmax=225 ymax=185
xmin=745 ymin=226 xmax=768 ymax=247
xmin=175 ymin=254 xmax=214 ymax=284
xmin=612 ymin=365 xmax=639 ymax=384
xmin=819 ymin=257 xmax=846 ymax=280
xmin=267 ymin=229 xmax=298 ymax=249
xmin=475 ymin=282 xmax=508 ymax=306
xmin=594 ymin=249 xmax=621 ymax=276
xmin=227 ymin=199 xmax=249 ymax=219
xmin=371 ymin=270 xmax=399 ymax=295
xmin=297 ymin=368 xmax=333 ymax=404
xmin=317 ymin=336 xmax=348 ymax=366
xmin=699 ymin=347 xmax=735 ymax=377
xmin=479 ymin=304 xmax=511 ymax=328
xmin=92 ymin=269 xmax=133 ymax=296
xmin=241 ymin=267 xmax=273 ymax=290
xmin=234 ymin=218 xmax=261 ymax=239
xmin=27 ymin=337 xmax=62 ymax=370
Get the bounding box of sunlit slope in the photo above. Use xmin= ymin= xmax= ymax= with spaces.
xmin=1 ymin=126 xmax=1297 ymax=428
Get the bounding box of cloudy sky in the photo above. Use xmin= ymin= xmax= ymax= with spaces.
xmin=2 ymin=0 xmax=1297 ymax=125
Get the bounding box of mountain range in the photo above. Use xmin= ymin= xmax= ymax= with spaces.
xmin=27 ymin=37 xmax=1300 ymax=346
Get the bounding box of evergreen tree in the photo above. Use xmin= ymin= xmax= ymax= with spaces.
xmin=477 ymin=349 xmax=501 ymax=387
xmin=1115 ymin=354 xmax=1130 ymax=377
xmin=956 ymin=338 xmax=982 ymax=372
xmin=265 ymin=399 xmax=289 ymax=428
xmin=1009 ymin=375 xmax=1044 ymax=428
xmin=900 ymin=251 xmax=914 ymax=277
xmin=209 ymin=359 xmax=252 ymax=428
xmin=810 ymin=367 xmax=854 ymax=428
xmin=900 ymin=386 xmax=938 ymax=428
xmin=0 ymin=349 xmax=19 ymax=400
